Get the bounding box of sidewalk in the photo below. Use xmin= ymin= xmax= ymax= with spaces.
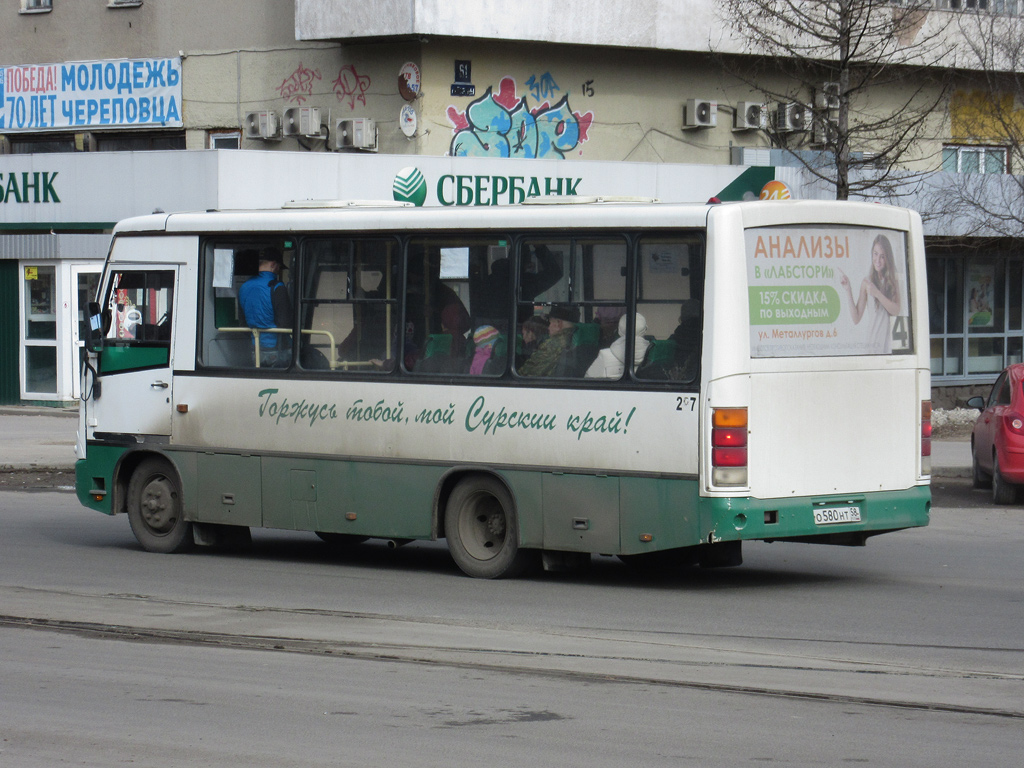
xmin=0 ymin=405 xmax=974 ymax=478
xmin=929 ymin=439 xmax=972 ymax=479
xmin=0 ymin=406 xmax=78 ymax=471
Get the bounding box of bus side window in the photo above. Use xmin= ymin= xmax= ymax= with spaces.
xmin=408 ymin=236 xmax=509 ymax=376
xmin=299 ymin=238 xmax=398 ymax=373
xmin=199 ymin=241 xmax=295 ymax=369
xmin=634 ymin=236 xmax=704 ymax=384
xmin=515 ymin=238 xmax=625 ymax=379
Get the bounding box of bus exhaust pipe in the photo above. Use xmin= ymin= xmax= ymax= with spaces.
xmin=386 ymin=538 xmax=413 ymax=549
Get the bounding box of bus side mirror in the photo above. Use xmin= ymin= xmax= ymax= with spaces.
xmin=85 ymin=302 xmax=105 ymax=352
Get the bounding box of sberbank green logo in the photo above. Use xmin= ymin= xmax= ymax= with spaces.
xmin=393 ymin=166 xmax=427 ymax=207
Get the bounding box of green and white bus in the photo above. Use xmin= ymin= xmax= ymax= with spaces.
xmin=75 ymin=197 xmax=931 ymax=578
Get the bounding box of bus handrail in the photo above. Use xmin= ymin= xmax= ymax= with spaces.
xmin=218 ymin=327 xmax=347 ymax=369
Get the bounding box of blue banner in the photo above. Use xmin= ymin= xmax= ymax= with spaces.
xmin=0 ymin=57 xmax=182 ymax=132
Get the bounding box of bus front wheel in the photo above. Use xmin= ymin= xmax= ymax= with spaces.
xmin=445 ymin=475 xmax=532 ymax=579
xmin=127 ymin=457 xmax=193 ymax=554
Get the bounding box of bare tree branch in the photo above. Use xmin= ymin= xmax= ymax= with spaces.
xmin=713 ymin=0 xmax=955 ymax=200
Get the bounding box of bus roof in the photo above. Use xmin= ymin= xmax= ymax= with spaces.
xmin=111 ymin=199 xmax=919 ymax=236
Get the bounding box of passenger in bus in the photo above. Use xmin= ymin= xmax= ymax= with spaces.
xmin=475 ymin=245 xmax=563 ymax=328
xmin=238 ymin=248 xmax=292 ymax=367
xmin=518 ymin=305 xmax=577 ymax=377
xmin=412 ymin=297 xmax=473 ymax=373
xmin=519 ymin=315 xmax=549 ymax=360
xmin=637 ymin=304 xmax=701 ymax=382
xmin=585 ymin=313 xmax=650 ymax=380
xmin=593 ymin=306 xmax=625 ymax=347
xmin=336 ymin=275 xmax=390 ymax=363
xmin=441 ymin=301 xmax=471 ymax=358
xmin=469 ymin=325 xmax=500 ymax=375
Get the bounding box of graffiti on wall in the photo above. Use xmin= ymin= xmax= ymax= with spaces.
xmin=447 ymin=76 xmax=594 ymax=159
xmin=278 ymin=63 xmax=322 ymax=104
xmin=333 ymin=65 xmax=371 ymax=109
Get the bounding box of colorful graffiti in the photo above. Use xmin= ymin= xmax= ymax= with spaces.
xmin=447 ymin=76 xmax=594 ymax=159
xmin=277 ymin=63 xmax=321 ymax=104
xmin=333 ymin=64 xmax=371 ymax=110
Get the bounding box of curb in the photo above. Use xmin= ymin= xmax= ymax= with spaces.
xmin=0 ymin=407 xmax=78 ymax=418
xmin=931 ymin=467 xmax=971 ymax=480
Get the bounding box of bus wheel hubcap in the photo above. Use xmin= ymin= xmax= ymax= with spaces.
xmin=141 ymin=478 xmax=175 ymax=532
xmin=461 ymin=494 xmax=505 ymax=560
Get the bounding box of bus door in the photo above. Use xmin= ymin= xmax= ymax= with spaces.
xmin=87 ymin=266 xmax=177 ymax=438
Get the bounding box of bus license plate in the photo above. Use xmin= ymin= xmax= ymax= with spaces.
xmin=813 ymin=506 xmax=861 ymax=525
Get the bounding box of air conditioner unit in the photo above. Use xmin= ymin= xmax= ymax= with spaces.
xmin=818 ymin=82 xmax=841 ymax=110
xmin=683 ymin=99 xmax=717 ymax=129
xmin=282 ymin=107 xmax=322 ymax=137
xmin=334 ymin=117 xmax=377 ymax=150
xmin=813 ymin=117 xmax=839 ymax=146
xmin=243 ymin=110 xmax=281 ymax=140
xmin=733 ymin=102 xmax=764 ymax=131
xmin=773 ymin=102 xmax=808 ymax=133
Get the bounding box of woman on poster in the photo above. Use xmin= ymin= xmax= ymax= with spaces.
xmin=838 ymin=234 xmax=901 ymax=353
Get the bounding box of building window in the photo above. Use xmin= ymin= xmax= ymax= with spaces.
xmin=934 ymin=0 xmax=992 ymax=9
xmin=209 ymin=131 xmax=241 ymax=149
xmin=93 ymin=132 xmax=186 ymax=151
xmin=7 ymin=134 xmax=74 ymax=154
xmin=942 ymin=145 xmax=1008 ymax=174
xmin=107 ymin=0 xmax=142 ymax=7
xmin=928 ymin=253 xmax=1024 ymax=379
xmin=19 ymin=0 xmax=52 ymax=12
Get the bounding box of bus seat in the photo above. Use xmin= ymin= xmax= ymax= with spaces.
xmin=424 ymin=333 xmax=452 ymax=358
xmin=647 ymin=338 xmax=677 ymax=364
xmin=636 ymin=338 xmax=677 ymax=379
xmin=573 ymin=322 xmax=600 ymax=348
xmin=481 ymin=334 xmax=508 ymax=375
xmin=491 ymin=334 xmax=507 ymax=360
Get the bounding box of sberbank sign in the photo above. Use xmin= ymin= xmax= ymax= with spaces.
xmin=437 ymin=174 xmax=581 ymax=206
xmin=393 ymin=166 xmax=581 ymax=207
xmin=0 ymin=171 xmax=60 ymax=203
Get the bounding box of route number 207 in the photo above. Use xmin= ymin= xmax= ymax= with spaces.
xmin=676 ymin=396 xmax=697 ymax=411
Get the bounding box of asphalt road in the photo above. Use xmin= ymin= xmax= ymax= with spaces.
xmin=1 ymin=485 xmax=1022 ymax=767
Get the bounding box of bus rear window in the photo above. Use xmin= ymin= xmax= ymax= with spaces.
xmin=746 ymin=225 xmax=912 ymax=358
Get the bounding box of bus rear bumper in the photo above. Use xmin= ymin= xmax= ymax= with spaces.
xmin=699 ymin=484 xmax=931 ymax=546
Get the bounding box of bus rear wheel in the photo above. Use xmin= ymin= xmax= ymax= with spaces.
xmin=127 ymin=457 xmax=192 ymax=553
xmin=445 ymin=475 xmax=532 ymax=579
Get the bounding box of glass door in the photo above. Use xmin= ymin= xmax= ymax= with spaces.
xmin=22 ymin=264 xmax=58 ymax=398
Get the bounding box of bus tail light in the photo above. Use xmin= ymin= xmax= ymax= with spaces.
xmin=712 ymin=408 xmax=748 ymax=486
xmin=921 ymin=400 xmax=932 ymax=475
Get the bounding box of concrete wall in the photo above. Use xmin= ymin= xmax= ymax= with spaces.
xmin=294 ymin=0 xmax=1007 ymax=71
xmin=0 ymin=1 xmax=964 ymax=170
xmin=2 ymin=1 xmax=297 ymax=63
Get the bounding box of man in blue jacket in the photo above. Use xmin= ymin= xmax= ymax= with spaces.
xmin=238 ymin=248 xmax=292 ymax=367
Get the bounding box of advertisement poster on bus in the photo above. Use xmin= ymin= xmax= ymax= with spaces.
xmin=747 ymin=226 xmax=912 ymax=357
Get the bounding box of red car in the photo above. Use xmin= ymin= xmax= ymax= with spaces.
xmin=969 ymin=363 xmax=1024 ymax=504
